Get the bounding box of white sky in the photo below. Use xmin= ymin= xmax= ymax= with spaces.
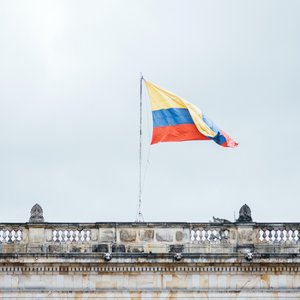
xmin=0 ymin=0 xmax=299 ymax=223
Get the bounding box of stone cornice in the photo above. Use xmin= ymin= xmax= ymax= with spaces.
xmin=0 ymin=264 xmax=299 ymax=274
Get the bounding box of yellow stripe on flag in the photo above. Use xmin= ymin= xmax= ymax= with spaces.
xmin=144 ymin=80 xmax=216 ymax=138
xmin=144 ymin=81 xmax=185 ymax=110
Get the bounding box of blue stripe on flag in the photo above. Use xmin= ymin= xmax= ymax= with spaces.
xmin=152 ymin=108 xmax=194 ymax=128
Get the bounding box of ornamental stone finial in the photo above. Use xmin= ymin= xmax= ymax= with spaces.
xmin=237 ymin=204 xmax=252 ymax=223
xmin=29 ymin=203 xmax=45 ymax=223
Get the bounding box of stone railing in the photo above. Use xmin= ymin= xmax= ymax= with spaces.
xmin=0 ymin=203 xmax=298 ymax=256
xmin=258 ymin=224 xmax=300 ymax=243
xmin=190 ymin=226 xmax=230 ymax=243
xmin=0 ymin=222 xmax=300 ymax=256
xmin=0 ymin=228 xmax=23 ymax=243
xmin=51 ymin=229 xmax=92 ymax=242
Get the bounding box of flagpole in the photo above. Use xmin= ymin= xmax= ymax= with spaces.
xmin=138 ymin=74 xmax=144 ymax=222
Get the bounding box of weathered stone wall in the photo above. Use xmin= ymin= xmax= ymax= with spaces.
xmin=0 ymin=205 xmax=300 ymax=299
xmin=1 ymin=262 xmax=300 ymax=299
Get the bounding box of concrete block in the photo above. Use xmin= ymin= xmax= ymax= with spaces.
xmin=120 ymin=230 xmax=136 ymax=242
xmin=156 ymin=230 xmax=173 ymax=242
xmin=112 ymin=244 xmax=125 ymax=253
xmin=92 ymin=244 xmax=109 ymax=253
xmin=139 ymin=230 xmax=154 ymax=241
xmin=99 ymin=229 xmax=115 ymax=243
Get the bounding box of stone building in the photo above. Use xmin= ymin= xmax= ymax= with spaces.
xmin=0 ymin=204 xmax=299 ymax=299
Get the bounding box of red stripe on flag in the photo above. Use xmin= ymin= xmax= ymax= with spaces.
xmin=151 ymin=124 xmax=210 ymax=144
xmin=220 ymin=130 xmax=239 ymax=148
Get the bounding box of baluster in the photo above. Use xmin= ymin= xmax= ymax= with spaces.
xmin=17 ymin=230 xmax=22 ymax=241
xmin=82 ymin=231 xmax=87 ymax=241
xmin=267 ymin=230 xmax=272 ymax=242
xmin=285 ymin=229 xmax=290 ymax=241
xmin=214 ymin=230 xmax=219 ymax=241
xmin=291 ymin=230 xmax=296 ymax=242
xmin=203 ymin=230 xmax=208 ymax=242
xmin=3 ymin=230 xmax=8 ymax=242
xmin=64 ymin=230 xmax=68 ymax=242
xmin=86 ymin=231 xmax=91 ymax=241
xmin=209 ymin=230 xmax=214 ymax=242
xmin=10 ymin=230 xmax=15 ymax=242
xmin=60 ymin=230 xmax=64 ymax=242
xmin=72 ymin=231 xmax=77 ymax=242
xmin=78 ymin=231 xmax=82 ymax=242
xmin=207 ymin=230 xmax=211 ymax=242
xmin=282 ymin=230 xmax=287 ymax=241
xmin=190 ymin=230 xmax=195 ymax=242
xmin=75 ymin=230 xmax=79 ymax=241
xmin=67 ymin=231 xmax=72 ymax=242
xmin=13 ymin=230 xmax=19 ymax=242
xmin=197 ymin=229 xmax=201 ymax=241
xmin=280 ymin=229 xmax=284 ymax=242
xmin=270 ymin=230 xmax=275 ymax=242
xmin=56 ymin=230 xmax=60 ymax=242
xmin=200 ymin=230 xmax=205 ymax=242
xmin=212 ymin=229 xmax=216 ymax=242
xmin=62 ymin=230 xmax=66 ymax=242
xmin=56 ymin=231 xmax=61 ymax=242
xmin=199 ymin=230 xmax=203 ymax=242
xmin=8 ymin=231 xmax=13 ymax=242
xmin=71 ymin=230 xmax=74 ymax=242
xmin=284 ymin=229 xmax=289 ymax=241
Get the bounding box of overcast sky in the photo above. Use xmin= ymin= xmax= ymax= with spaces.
xmin=0 ymin=0 xmax=299 ymax=223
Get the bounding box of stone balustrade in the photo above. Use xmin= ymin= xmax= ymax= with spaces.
xmin=0 ymin=221 xmax=300 ymax=256
xmin=258 ymin=225 xmax=300 ymax=243
xmin=0 ymin=228 xmax=23 ymax=243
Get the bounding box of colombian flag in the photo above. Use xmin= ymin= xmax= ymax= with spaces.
xmin=144 ymin=80 xmax=238 ymax=147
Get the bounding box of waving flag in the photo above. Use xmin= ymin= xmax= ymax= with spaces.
xmin=144 ymin=80 xmax=238 ymax=147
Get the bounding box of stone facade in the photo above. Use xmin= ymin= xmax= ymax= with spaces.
xmin=0 ymin=205 xmax=300 ymax=299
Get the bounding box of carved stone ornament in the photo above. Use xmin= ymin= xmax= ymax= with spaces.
xmin=237 ymin=204 xmax=252 ymax=223
xmin=29 ymin=203 xmax=45 ymax=223
xmin=211 ymin=216 xmax=232 ymax=223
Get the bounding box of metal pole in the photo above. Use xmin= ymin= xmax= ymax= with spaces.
xmin=138 ymin=74 xmax=144 ymax=222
